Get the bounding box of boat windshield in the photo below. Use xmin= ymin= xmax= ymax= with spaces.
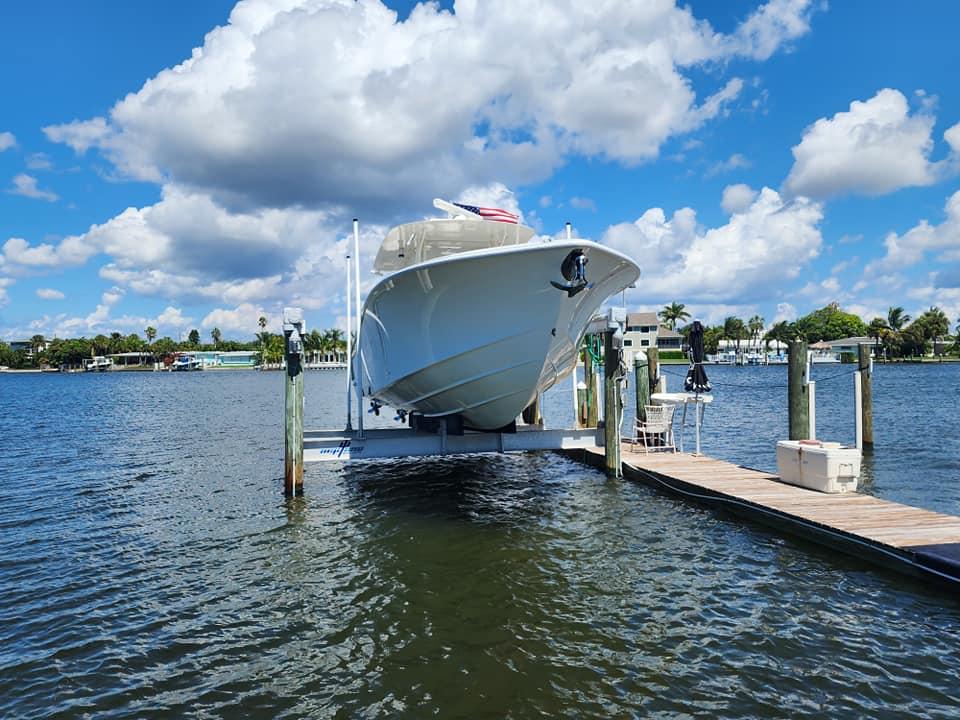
xmin=373 ymin=219 xmax=536 ymax=273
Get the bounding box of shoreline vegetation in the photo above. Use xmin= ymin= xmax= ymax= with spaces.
xmin=657 ymin=301 xmax=959 ymax=362
xmin=3 ymin=302 xmax=958 ymax=373
xmin=0 ymin=317 xmax=347 ymax=372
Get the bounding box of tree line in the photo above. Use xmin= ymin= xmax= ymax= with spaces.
xmin=0 ymin=319 xmax=347 ymax=370
xmin=658 ymin=301 xmax=956 ymax=359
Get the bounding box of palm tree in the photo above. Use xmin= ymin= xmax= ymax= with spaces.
xmin=145 ymin=326 xmax=157 ymax=344
xmin=659 ymin=302 xmax=690 ymax=330
xmin=211 ymin=327 xmax=222 ymax=348
xmin=918 ymin=306 xmax=950 ymax=356
xmin=887 ymin=306 xmax=910 ymax=332
xmin=30 ymin=334 xmax=46 ymax=356
xmin=258 ymin=316 xmax=268 ymax=366
xmin=868 ymin=317 xmax=889 ymax=359
xmin=747 ymin=315 xmax=764 ymax=351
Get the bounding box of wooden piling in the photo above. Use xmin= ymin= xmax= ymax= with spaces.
xmin=283 ymin=309 xmax=305 ymax=496
xmin=788 ymin=340 xmax=810 ymax=441
xmin=584 ymin=336 xmax=599 ymax=428
xmin=646 ymin=347 xmax=659 ymax=397
xmin=603 ymin=330 xmax=622 ymax=476
xmin=634 ymin=351 xmax=650 ymax=423
xmin=858 ymin=344 xmax=874 ymax=449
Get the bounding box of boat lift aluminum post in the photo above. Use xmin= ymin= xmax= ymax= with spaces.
xmin=353 ymin=219 xmax=365 ymax=439
xmin=345 ymin=251 xmax=353 ymax=432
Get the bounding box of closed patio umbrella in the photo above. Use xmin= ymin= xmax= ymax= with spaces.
xmin=684 ymin=320 xmax=711 ymax=394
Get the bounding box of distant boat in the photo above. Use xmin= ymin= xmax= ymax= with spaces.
xmin=170 ymin=354 xmax=203 ymax=371
xmin=708 ymin=351 xmax=736 ymax=365
xmin=83 ymin=356 xmax=113 ymax=372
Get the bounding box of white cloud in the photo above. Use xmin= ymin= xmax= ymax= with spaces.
xmin=26 ymin=153 xmax=53 ymax=171
xmin=0 ymin=132 xmax=15 ymax=152
xmin=603 ymin=187 xmax=822 ymax=304
xmin=863 ymin=189 xmax=960 ymax=277
xmin=830 ymin=258 xmax=857 ymax=274
xmin=16 ymin=303 xmax=196 ymax=340
xmin=784 ymin=88 xmax=956 ymax=199
xmin=773 ymin=302 xmax=797 ymax=323
xmin=730 ymin=0 xmax=816 ymax=60
xmin=6 ymin=174 xmax=58 ymax=202
xmin=43 ymin=0 xmax=812 ymax=216
xmin=570 ymin=196 xmax=597 ymax=212
xmin=945 ymin=122 xmax=960 ymax=154
xmin=721 ymin=183 xmax=757 ymax=214
xmin=42 ymin=117 xmax=111 ymax=155
xmin=153 ymin=306 xmax=194 ymax=332
xmin=706 ymin=153 xmax=751 ymax=177
xmin=838 ymin=233 xmax=863 ymax=245
xmin=0 ymin=277 xmax=13 ymax=306
xmin=36 ymin=288 xmax=65 ymax=300
xmin=2 ymin=235 xmax=95 ymax=268
xmin=201 ymin=303 xmax=276 ymax=334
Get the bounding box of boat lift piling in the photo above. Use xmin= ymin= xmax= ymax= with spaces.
xmin=283 ymin=307 xmax=306 ymax=496
xmin=788 ymin=340 xmax=872 ymax=446
xmin=788 ymin=340 xmax=810 ymax=440
xmin=857 ymin=343 xmax=874 ymax=450
xmin=602 ymin=309 xmax=627 ymax=477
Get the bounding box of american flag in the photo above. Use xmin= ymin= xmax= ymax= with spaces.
xmin=453 ymin=202 xmax=520 ymax=224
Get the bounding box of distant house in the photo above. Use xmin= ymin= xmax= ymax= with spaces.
xmin=108 ymin=352 xmax=153 ymax=368
xmin=657 ymin=325 xmax=682 ymax=350
xmin=622 ymin=311 xmax=685 ymax=362
xmin=623 ymin=312 xmax=659 ymax=356
xmin=9 ymin=340 xmax=48 ymax=358
xmin=825 ymin=337 xmax=876 ymax=357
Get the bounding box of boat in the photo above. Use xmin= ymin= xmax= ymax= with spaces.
xmin=170 ymin=354 xmax=203 ymax=371
xmin=708 ymin=351 xmax=736 ymax=365
xmin=83 ymin=356 xmax=113 ymax=372
xmin=355 ymin=199 xmax=641 ymax=431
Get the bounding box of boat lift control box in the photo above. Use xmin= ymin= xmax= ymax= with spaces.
xmin=776 ymin=440 xmax=861 ymax=493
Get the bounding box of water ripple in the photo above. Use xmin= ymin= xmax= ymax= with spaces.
xmin=1 ymin=369 xmax=959 ymax=718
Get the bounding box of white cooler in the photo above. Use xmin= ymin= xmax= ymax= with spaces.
xmin=776 ymin=440 xmax=861 ymax=493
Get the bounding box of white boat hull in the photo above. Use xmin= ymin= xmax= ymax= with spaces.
xmin=357 ymin=240 xmax=640 ymax=430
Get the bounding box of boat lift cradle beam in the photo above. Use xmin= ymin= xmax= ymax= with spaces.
xmin=304 ymin=426 xmax=604 ymax=463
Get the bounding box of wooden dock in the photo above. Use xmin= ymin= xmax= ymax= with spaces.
xmin=565 ymin=444 xmax=960 ymax=591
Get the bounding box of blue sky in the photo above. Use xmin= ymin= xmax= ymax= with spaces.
xmin=2 ymin=0 xmax=960 ymax=341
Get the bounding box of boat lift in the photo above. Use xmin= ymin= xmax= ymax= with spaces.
xmin=293 ymin=307 xmax=625 ymax=469
xmin=280 ymin=217 xmax=627 ymax=491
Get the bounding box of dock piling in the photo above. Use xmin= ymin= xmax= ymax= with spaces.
xmin=646 ymin=348 xmax=660 ymax=397
xmin=283 ymin=307 xmax=305 ymax=496
xmin=603 ymin=330 xmax=623 ymax=477
xmin=858 ymin=343 xmax=874 ymax=449
xmin=634 ymin=350 xmax=650 ymax=423
xmin=584 ymin=336 xmax=599 ymax=428
xmin=788 ymin=340 xmax=810 ymax=440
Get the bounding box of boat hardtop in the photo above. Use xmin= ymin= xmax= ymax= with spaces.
xmin=373 ymin=199 xmax=536 ymax=273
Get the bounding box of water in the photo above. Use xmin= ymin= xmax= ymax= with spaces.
xmin=1 ymin=365 xmax=958 ymax=718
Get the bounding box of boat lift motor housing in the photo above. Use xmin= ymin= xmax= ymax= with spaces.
xmin=283 ymin=307 xmax=305 ymax=358
xmin=607 ymin=306 xmax=626 ymax=348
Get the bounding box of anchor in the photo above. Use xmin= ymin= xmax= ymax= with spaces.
xmin=551 ymin=249 xmax=589 ymax=297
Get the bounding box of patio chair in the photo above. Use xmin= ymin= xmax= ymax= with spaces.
xmin=633 ymin=404 xmax=677 ymax=453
